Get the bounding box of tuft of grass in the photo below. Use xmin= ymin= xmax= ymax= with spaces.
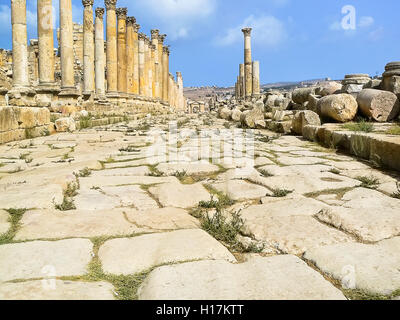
xmin=343 ymin=120 xmax=374 ymax=133
xmin=0 ymin=209 xmax=27 ymax=244
xmin=54 ymin=197 xmax=76 ymax=211
xmin=259 ymin=169 xmax=274 ymax=177
xmin=79 ymin=116 xmax=92 ymax=129
xmin=202 ymin=185 xmax=235 ymax=208
xmin=356 ymin=176 xmax=380 ymax=189
xmin=54 ymin=181 xmax=79 ymax=211
xmin=198 ymin=207 xmax=264 ymax=253
xmin=24 ymin=128 xmax=35 ymax=139
xmin=119 ymin=146 xmax=139 ymax=153
xmin=271 ymin=188 xmax=293 ymax=198
xmin=387 ymin=125 xmax=400 ymax=135
xmin=329 ymin=168 xmax=341 ymax=175
xmin=75 ymin=167 xmax=92 ymax=178
xmin=391 ymin=182 xmax=400 ymax=199
xmin=172 ymin=170 xmax=187 ymax=179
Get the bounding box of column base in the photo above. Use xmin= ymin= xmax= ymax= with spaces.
xmin=35 ymin=83 xmax=61 ymax=108
xmin=7 ymin=87 xmax=37 ymax=107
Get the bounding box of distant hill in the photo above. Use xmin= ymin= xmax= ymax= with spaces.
xmin=184 ymin=78 xmax=332 ymax=101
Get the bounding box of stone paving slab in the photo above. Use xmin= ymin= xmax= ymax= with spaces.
xmin=101 ymin=185 xmax=159 ymax=210
xmin=124 ymin=207 xmax=199 ymax=230
xmin=79 ymin=175 xmax=178 ymax=189
xmin=74 ymin=189 xmax=121 ymax=211
xmin=148 ymin=182 xmax=211 ymax=208
xmin=0 ymin=239 xmax=93 ymax=282
xmin=99 ymin=229 xmax=236 ymax=275
xmin=0 ymin=210 xmax=10 ymax=234
xmin=138 ymin=255 xmax=346 ymax=300
xmin=156 ymin=161 xmax=220 ymax=175
xmin=304 ymin=237 xmax=400 ymax=296
xmin=0 ymin=280 xmax=115 ymax=300
xmin=95 ymin=166 xmax=151 ymax=176
xmin=212 ymin=180 xmax=270 ymax=201
xmin=15 ymin=209 xmax=140 ymax=240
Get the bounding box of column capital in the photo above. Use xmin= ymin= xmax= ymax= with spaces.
xmin=151 ymin=29 xmax=160 ymax=40
xmin=241 ymin=27 xmax=252 ymax=36
xmin=138 ymin=33 xmax=146 ymax=41
xmin=150 ymin=44 xmax=156 ymax=51
xmin=95 ymin=7 xmax=105 ymax=18
xmin=82 ymin=0 xmax=94 ymax=7
xmin=134 ymin=24 xmax=140 ymax=32
xmin=126 ymin=16 xmax=136 ymax=26
xmin=144 ymin=36 xmax=150 ymax=44
xmin=116 ymin=7 xmax=127 ymax=19
xmin=159 ymin=34 xmax=167 ymax=43
xmin=105 ymin=0 xmax=117 ymax=10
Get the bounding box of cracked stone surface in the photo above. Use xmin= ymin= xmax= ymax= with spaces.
xmin=304 ymin=237 xmax=400 ymax=295
xmin=0 ymin=114 xmax=399 ymax=300
xmin=99 ymin=229 xmax=236 ymax=275
xmin=138 ymin=255 xmax=346 ymax=300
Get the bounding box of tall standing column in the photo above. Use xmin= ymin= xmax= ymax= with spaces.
xmin=252 ymin=61 xmax=260 ymax=97
xmin=239 ymin=64 xmax=245 ymax=99
xmin=82 ymin=0 xmax=95 ymax=96
xmin=105 ymin=0 xmax=118 ymax=95
xmin=132 ymin=24 xmax=140 ymax=95
xmin=37 ymin=0 xmax=55 ymax=86
xmin=150 ymin=44 xmax=156 ymax=98
xmin=176 ymin=71 xmax=184 ymax=110
xmin=138 ymin=33 xmax=145 ymax=96
xmin=95 ymin=7 xmax=106 ymax=99
xmin=126 ymin=17 xmax=136 ymax=94
xmin=144 ymin=37 xmax=150 ymax=97
xmin=158 ymin=34 xmax=166 ymax=100
xmin=116 ymin=8 xmax=127 ymax=94
xmin=151 ymin=29 xmax=160 ymax=99
xmin=11 ymin=0 xmax=29 ymax=90
xmin=59 ymin=0 xmax=76 ymax=93
xmin=242 ymin=27 xmax=252 ymax=99
xmin=162 ymin=46 xmax=169 ymax=102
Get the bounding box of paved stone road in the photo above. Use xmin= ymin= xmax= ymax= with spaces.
xmin=0 ymin=114 xmax=399 ymax=300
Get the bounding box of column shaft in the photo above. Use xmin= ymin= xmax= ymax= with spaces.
xmin=158 ymin=35 xmax=166 ymax=100
xmin=252 ymin=61 xmax=260 ymax=96
xmin=105 ymin=0 xmax=118 ymax=94
xmin=82 ymin=0 xmax=95 ymax=95
xmin=239 ymin=63 xmax=245 ymax=99
xmin=151 ymin=29 xmax=160 ymax=99
xmin=138 ymin=33 xmax=145 ymax=96
xmin=162 ymin=46 xmax=169 ymax=102
xmin=59 ymin=0 xmax=75 ymax=89
xmin=150 ymin=44 xmax=156 ymax=98
xmin=132 ymin=24 xmax=140 ymax=94
xmin=95 ymin=7 xmax=105 ymax=98
xmin=37 ymin=0 xmax=55 ymax=85
xmin=126 ymin=17 xmax=136 ymax=94
xmin=242 ymin=27 xmax=252 ymax=98
xmin=116 ymin=8 xmax=127 ymax=94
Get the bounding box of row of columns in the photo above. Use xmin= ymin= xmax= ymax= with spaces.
xmin=235 ymin=28 xmax=260 ymax=100
xmin=10 ymin=0 xmax=184 ymax=107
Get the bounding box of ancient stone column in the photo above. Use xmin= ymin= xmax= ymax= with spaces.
xmin=95 ymin=7 xmax=106 ymax=98
xmin=82 ymin=0 xmax=95 ymax=96
xmin=132 ymin=24 xmax=140 ymax=95
xmin=242 ymin=27 xmax=252 ymax=98
xmin=11 ymin=0 xmax=29 ymax=89
xmin=138 ymin=33 xmax=145 ymax=96
xmin=239 ymin=64 xmax=245 ymax=99
xmin=162 ymin=46 xmax=170 ymax=102
xmin=105 ymin=0 xmax=118 ymax=95
xmin=59 ymin=0 xmax=76 ymax=93
xmin=158 ymin=34 xmax=166 ymax=100
xmin=151 ymin=29 xmax=160 ymax=99
xmin=150 ymin=44 xmax=156 ymax=98
xmin=252 ymin=61 xmax=260 ymax=96
xmin=176 ymin=71 xmax=184 ymax=110
xmin=37 ymin=0 xmax=55 ymax=86
xmin=126 ymin=17 xmax=136 ymax=94
xmin=116 ymin=8 xmax=127 ymax=94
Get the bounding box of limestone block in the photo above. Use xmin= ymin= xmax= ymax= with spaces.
xmin=0 ymin=106 xmax=19 ymax=132
xmin=291 ymin=110 xmax=321 ymax=135
xmin=369 ymin=135 xmax=400 ymax=171
xmin=357 ymin=89 xmax=400 ymax=122
xmin=55 ymin=117 xmax=76 ymax=132
xmin=316 ymin=81 xmax=342 ymax=96
xmin=292 ymin=87 xmax=316 ymax=104
xmin=319 ymin=94 xmax=358 ymax=122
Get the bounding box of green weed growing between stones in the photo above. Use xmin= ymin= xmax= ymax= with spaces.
xmin=0 ymin=209 xmax=27 ymax=245
xmin=343 ymin=120 xmax=374 ymax=133
xmin=356 ymin=176 xmax=380 ymax=189
xmin=391 ymin=182 xmax=400 ymax=199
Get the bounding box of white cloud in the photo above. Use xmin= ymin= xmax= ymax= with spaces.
xmin=358 ymin=16 xmax=374 ymax=28
xmin=215 ymin=15 xmax=287 ymax=48
xmin=0 ymin=4 xmax=37 ymax=36
xmin=369 ymin=27 xmax=384 ymax=41
xmin=136 ymin=0 xmax=217 ymax=40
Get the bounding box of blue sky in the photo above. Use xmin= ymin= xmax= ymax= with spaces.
xmin=0 ymin=0 xmax=399 ymax=87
